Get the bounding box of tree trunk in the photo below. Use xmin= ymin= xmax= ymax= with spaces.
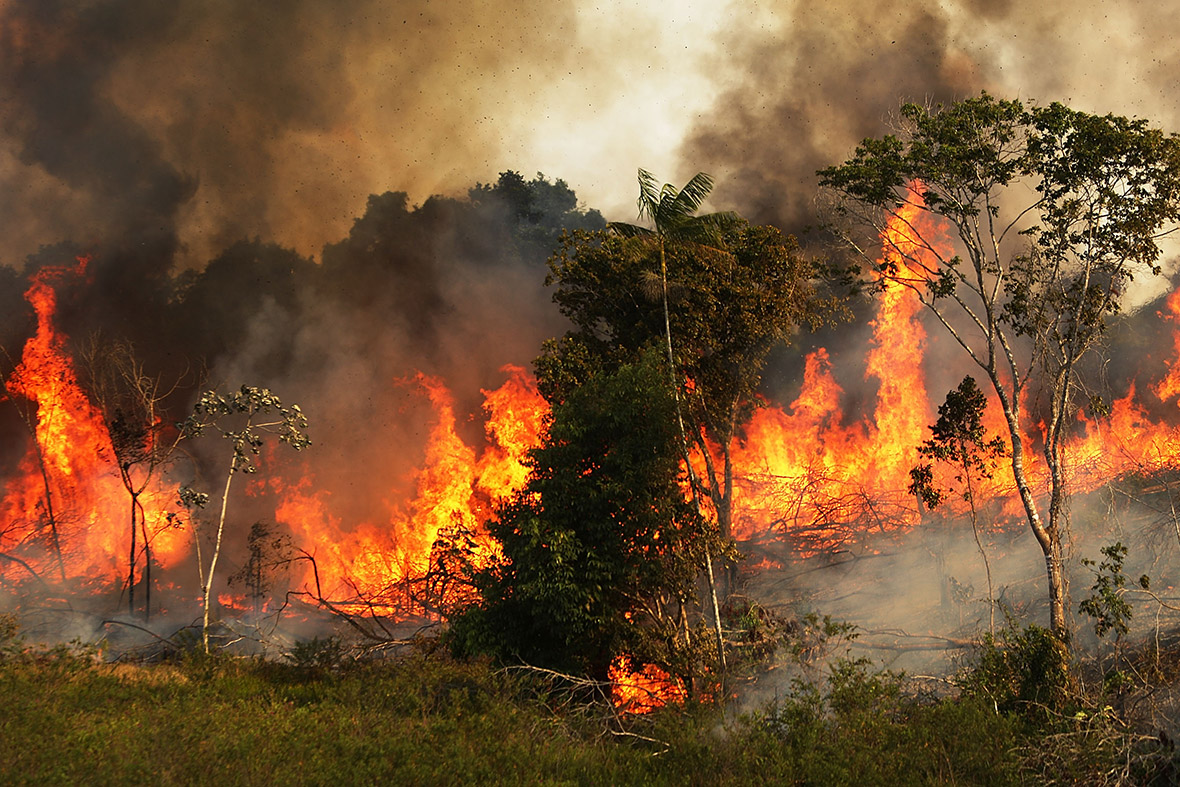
xmin=203 ymin=458 xmax=236 ymax=654
xmin=1045 ymin=541 xmax=1067 ymax=635
xmin=704 ymin=551 xmax=726 ymax=672
xmin=127 ymin=485 xmax=137 ymax=617
xmin=993 ymin=380 xmax=1070 ymax=638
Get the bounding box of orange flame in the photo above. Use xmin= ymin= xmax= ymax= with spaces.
xmin=608 ymin=655 xmax=687 ymax=714
xmin=0 ymin=258 xmax=184 ymax=586
xmin=725 ymin=194 xmax=938 ymax=549
xmin=273 ymin=365 xmax=547 ymax=612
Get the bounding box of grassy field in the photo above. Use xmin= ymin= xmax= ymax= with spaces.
xmin=2 ymin=628 xmax=1179 ymax=785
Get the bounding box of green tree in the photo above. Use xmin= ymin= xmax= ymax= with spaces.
xmin=450 ymin=351 xmax=721 ymax=681
xmin=820 ymin=93 xmax=1180 ymax=638
xmin=468 ymin=170 xmax=606 ymax=256
xmin=179 ymin=386 xmax=310 ymax=653
xmin=908 ymin=376 xmax=1006 ymax=635
xmin=547 ymin=171 xmax=822 ymax=551
xmin=544 ymin=173 xmax=826 ymax=670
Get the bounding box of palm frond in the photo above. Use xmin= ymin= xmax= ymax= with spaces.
xmin=674 ymin=172 xmax=715 ymax=214
xmin=608 ymin=221 xmax=654 ymax=239
xmin=675 ymin=211 xmax=744 ymax=246
xmin=655 ymin=173 xmax=715 ymax=233
xmin=636 ymin=169 xmax=661 ymax=223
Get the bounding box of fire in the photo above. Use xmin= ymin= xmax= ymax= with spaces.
xmin=608 ymin=655 xmax=687 ymax=714
xmin=0 ymin=257 xmax=184 ymax=587
xmin=273 ymin=365 xmax=547 ymax=613
xmin=726 ymin=193 xmax=938 ymax=549
xmin=10 ymin=187 xmax=1180 ymax=636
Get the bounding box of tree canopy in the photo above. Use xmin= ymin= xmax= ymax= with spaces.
xmin=819 ymin=93 xmax=1180 ymax=636
xmin=542 ymin=178 xmax=825 ymax=552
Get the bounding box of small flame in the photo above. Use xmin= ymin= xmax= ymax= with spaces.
xmin=608 ymin=655 xmax=686 ymax=714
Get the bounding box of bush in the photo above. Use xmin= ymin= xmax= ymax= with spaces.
xmin=959 ymin=623 xmax=1071 ymax=720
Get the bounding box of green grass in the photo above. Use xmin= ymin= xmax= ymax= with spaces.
xmin=0 ymin=650 xmax=651 ymax=785
xmin=0 ymin=643 xmax=1173 ymax=786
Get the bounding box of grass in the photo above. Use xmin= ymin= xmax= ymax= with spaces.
xmin=0 ymin=648 xmax=649 ymax=785
xmin=1 ymin=635 xmax=1177 ymax=785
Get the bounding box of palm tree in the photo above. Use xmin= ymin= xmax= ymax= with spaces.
xmin=609 ymin=170 xmax=736 ymax=391
xmin=609 ymin=169 xmax=739 ymax=670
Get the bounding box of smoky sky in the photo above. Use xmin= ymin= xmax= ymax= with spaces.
xmin=682 ymin=0 xmax=1180 ymax=237
xmin=0 ymin=0 xmax=587 ymax=269
xmin=2 ymin=0 xmax=1179 ymax=272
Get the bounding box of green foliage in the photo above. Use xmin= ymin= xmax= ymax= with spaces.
xmin=181 ymin=385 xmax=311 ymax=474
xmin=0 ymin=653 xmax=650 ymax=785
xmin=179 ymin=385 xmax=311 ymax=654
xmin=469 ymin=170 xmax=606 ymax=255
xmin=729 ymin=657 xmax=1021 ymax=784
xmin=820 ymin=93 xmax=1180 ymax=637
xmin=0 ymin=613 xmax=20 ymax=659
xmin=909 ymin=375 xmax=1006 ymax=510
xmin=10 ymin=647 xmax=1180 ymax=785
xmin=284 ymin=636 xmax=346 ymax=673
xmin=451 ymin=351 xmax=718 ymax=679
xmin=547 ymin=220 xmax=819 ymax=420
xmin=959 ymin=623 xmax=1071 ymax=719
xmin=1079 ymin=542 xmax=1143 ymax=641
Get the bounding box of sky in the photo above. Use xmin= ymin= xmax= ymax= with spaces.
xmin=0 ymin=0 xmax=1178 ymax=274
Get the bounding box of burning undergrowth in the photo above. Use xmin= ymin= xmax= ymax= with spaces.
xmin=1 ymin=177 xmax=1179 ymax=683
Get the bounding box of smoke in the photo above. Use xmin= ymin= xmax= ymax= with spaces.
xmin=679 ymin=1 xmax=1180 ymax=239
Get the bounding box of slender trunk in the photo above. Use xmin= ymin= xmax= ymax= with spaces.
xmin=659 ymin=237 xmax=726 ymax=672
xmin=127 ymin=490 xmax=137 ymax=616
xmin=1046 ymin=540 xmax=1067 ymax=634
xmin=1045 ymin=471 xmax=1070 ymax=636
xmin=139 ymin=498 xmax=152 ymax=622
xmin=203 ymin=458 xmax=236 ymax=654
xmin=704 ymin=550 xmax=726 ymax=672
xmin=961 ymin=446 xmax=995 ymax=637
xmin=33 ymin=448 xmax=66 ymax=583
xmin=992 ymin=377 xmax=1068 ymax=637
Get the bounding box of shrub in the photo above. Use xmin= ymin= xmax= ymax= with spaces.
xmin=959 ymin=623 xmax=1071 ymax=720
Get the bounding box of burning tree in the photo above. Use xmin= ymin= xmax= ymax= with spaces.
xmin=819 ymin=94 xmax=1180 ymax=639
xmin=179 ymin=386 xmax=310 ymax=653
xmin=81 ymin=336 xmax=187 ymax=620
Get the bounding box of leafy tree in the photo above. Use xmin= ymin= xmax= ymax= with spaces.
xmin=542 ymin=171 xmax=827 ymax=670
xmin=546 ymin=170 xmax=824 ymax=551
xmin=819 ymin=93 xmax=1180 ymax=638
xmin=1078 ymin=542 xmax=1148 ymax=643
xmin=450 ymin=351 xmax=722 ymax=681
xmin=179 ymin=386 xmax=310 ymax=653
xmin=469 ymin=170 xmax=606 ymax=256
xmin=908 ymin=376 xmax=1006 ymax=635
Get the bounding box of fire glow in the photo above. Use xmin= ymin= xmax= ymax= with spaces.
xmin=5 ymin=197 xmax=1180 ymax=697
xmin=0 ymin=258 xmax=186 ymax=587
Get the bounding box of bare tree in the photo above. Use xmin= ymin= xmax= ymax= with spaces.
xmin=82 ymin=336 xmax=187 ymax=619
